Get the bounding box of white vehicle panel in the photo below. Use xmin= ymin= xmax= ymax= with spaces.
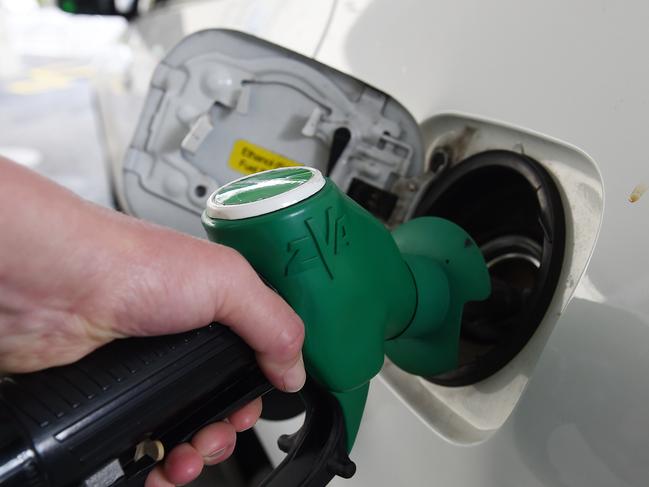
xmin=272 ymin=1 xmax=649 ymax=485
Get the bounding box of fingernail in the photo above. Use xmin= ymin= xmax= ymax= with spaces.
xmin=283 ymin=355 xmax=306 ymax=392
xmin=204 ymin=447 xmax=227 ymax=461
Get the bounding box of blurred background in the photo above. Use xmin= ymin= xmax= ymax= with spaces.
xmin=0 ymin=0 xmax=132 ymax=207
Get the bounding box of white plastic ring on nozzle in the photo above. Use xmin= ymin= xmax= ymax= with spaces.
xmin=205 ymin=167 xmax=326 ymax=220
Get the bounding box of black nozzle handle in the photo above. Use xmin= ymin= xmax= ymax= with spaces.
xmin=0 ymin=324 xmax=355 ymax=487
xmin=0 ymin=323 xmax=271 ymax=487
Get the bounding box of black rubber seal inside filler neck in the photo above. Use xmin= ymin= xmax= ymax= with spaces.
xmin=416 ymin=150 xmax=566 ymax=386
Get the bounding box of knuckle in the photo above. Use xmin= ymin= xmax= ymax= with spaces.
xmin=275 ymin=319 xmax=305 ymax=358
xmin=218 ymin=245 xmax=249 ymax=271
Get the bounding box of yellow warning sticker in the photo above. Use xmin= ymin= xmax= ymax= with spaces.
xmin=228 ymin=140 xmax=302 ymax=175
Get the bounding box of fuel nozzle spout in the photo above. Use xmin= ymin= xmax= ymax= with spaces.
xmin=201 ymin=167 xmax=490 ymax=476
xmin=385 ymin=217 xmax=492 ymax=377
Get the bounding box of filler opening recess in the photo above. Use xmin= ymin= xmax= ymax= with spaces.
xmin=416 ymin=150 xmax=565 ymax=386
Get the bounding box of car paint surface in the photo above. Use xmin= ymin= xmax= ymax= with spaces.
xmin=283 ymin=1 xmax=649 ymax=485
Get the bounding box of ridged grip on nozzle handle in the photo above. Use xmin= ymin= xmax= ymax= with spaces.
xmin=0 ymin=323 xmax=271 ymax=487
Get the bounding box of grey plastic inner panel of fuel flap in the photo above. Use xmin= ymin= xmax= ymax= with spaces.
xmin=122 ymin=29 xmax=425 ymax=237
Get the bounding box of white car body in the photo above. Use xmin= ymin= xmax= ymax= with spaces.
xmin=104 ymin=1 xmax=649 ymax=485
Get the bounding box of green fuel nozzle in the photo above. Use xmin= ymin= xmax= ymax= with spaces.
xmin=201 ymin=167 xmax=490 ymax=455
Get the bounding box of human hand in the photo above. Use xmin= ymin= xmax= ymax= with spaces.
xmin=0 ymin=157 xmax=306 ymax=486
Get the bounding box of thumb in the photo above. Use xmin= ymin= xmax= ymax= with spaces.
xmin=209 ymin=246 xmax=306 ymax=393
